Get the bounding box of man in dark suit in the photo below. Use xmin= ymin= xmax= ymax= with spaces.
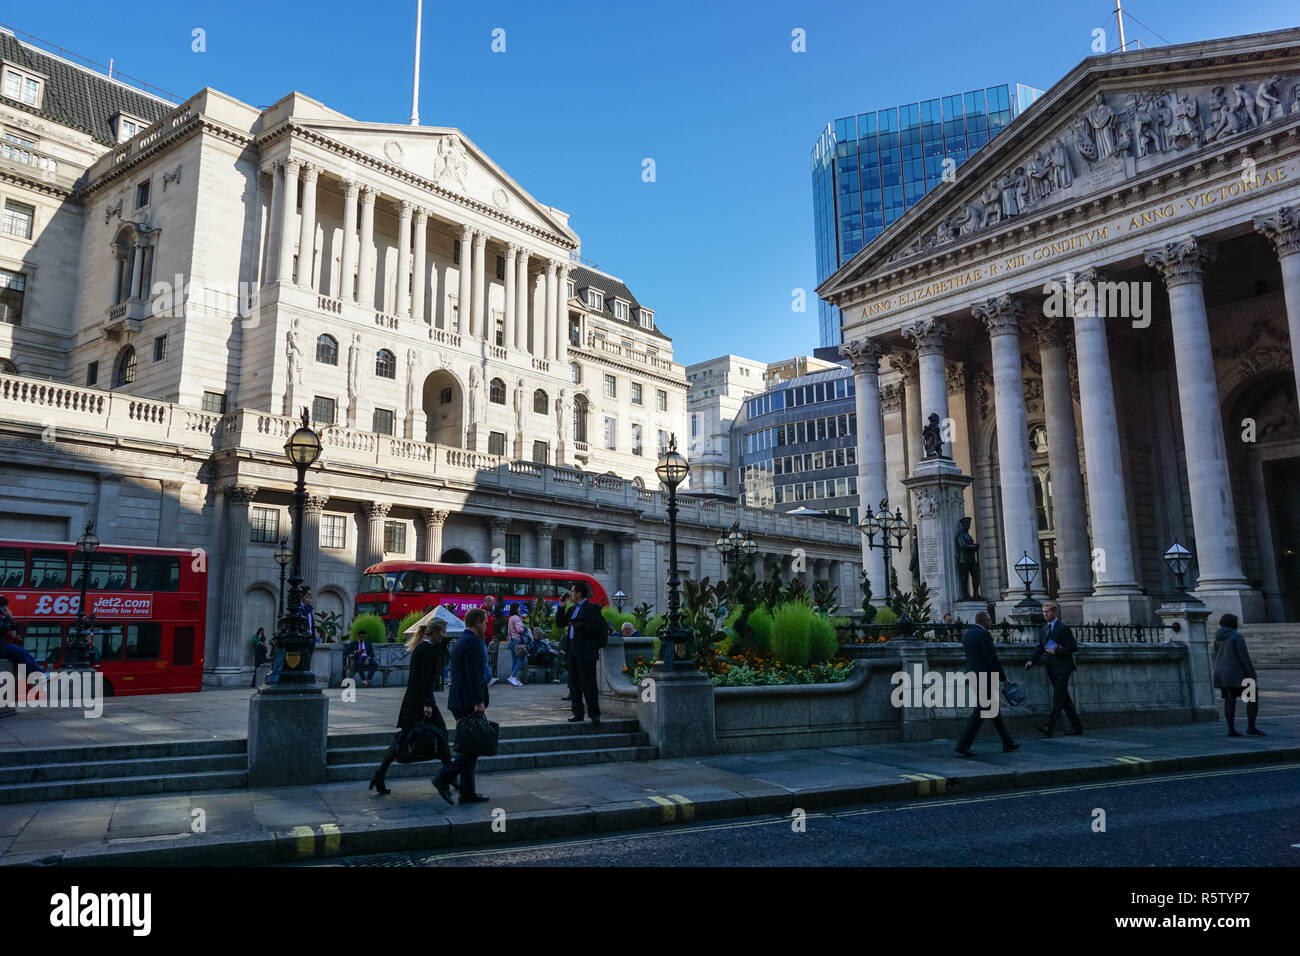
xmin=955 ymin=611 xmax=1020 ymax=757
xmin=557 ymin=581 xmax=605 ymax=724
xmin=350 ymin=634 xmax=378 ymax=686
xmin=1026 ymin=599 xmax=1083 ymax=737
xmin=434 ymin=608 xmax=491 ymax=805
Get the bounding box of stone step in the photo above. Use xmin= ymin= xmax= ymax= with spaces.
xmin=324 ymin=719 xmax=640 ymax=749
xmin=0 ymin=752 xmax=247 ymax=787
xmin=325 ymin=744 xmax=659 ymax=782
xmin=0 ymin=769 xmax=248 ymax=805
xmin=325 ymin=732 xmax=648 ymax=765
xmin=0 ymin=738 xmax=246 ymax=768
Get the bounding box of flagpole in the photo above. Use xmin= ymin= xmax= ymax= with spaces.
xmin=409 ymin=0 xmax=423 ymax=125
xmin=1115 ymin=0 xmax=1127 ymax=52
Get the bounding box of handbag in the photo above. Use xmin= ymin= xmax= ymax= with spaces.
xmin=454 ymin=714 xmax=500 ymax=757
xmin=1001 ymin=679 xmax=1026 ymax=708
xmin=395 ymin=720 xmax=450 ymax=764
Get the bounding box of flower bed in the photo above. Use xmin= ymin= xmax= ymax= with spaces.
xmin=624 ymin=653 xmax=854 ymax=688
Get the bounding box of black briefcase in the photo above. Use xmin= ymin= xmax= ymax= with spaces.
xmin=395 ymin=720 xmax=450 ymax=764
xmin=453 ymin=714 xmax=500 ymax=757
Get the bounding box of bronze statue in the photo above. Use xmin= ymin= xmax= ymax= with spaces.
xmin=922 ymin=412 xmax=943 ymax=459
xmin=956 ymin=515 xmax=981 ymax=601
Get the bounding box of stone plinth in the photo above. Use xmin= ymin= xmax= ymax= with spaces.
xmin=1157 ymin=600 xmax=1218 ymax=721
xmin=903 ymin=458 xmax=973 ymax=618
xmin=247 ymin=684 xmax=329 ymax=787
xmin=637 ymin=665 xmax=715 ymax=758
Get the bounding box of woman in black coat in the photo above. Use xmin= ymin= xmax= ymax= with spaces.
xmin=1212 ymin=613 xmax=1264 ymax=737
xmin=369 ymin=620 xmax=450 ymax=794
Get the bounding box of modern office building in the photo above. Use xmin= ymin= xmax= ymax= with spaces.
xmin=812 ymin=82 xmax=1043 ymax=347
xmin=684 ymin=354 xmax=767 ymax=496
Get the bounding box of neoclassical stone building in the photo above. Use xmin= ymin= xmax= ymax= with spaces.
xmin=821 ymin=29 xmax=1300 ymax=628
xmin=0 ymin=28 xmax=862 ymax=685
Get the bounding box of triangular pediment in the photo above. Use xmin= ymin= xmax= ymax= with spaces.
xmin=295 ymin=120 xmax=578 ymax=244
xmin=820 ymin=28 xmax=1300 ymax=298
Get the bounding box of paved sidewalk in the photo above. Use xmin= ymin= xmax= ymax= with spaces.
xmin=3 ymin=712 xmax=1297 ymax=866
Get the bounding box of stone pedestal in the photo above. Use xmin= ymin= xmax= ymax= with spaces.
xmin=902 ymin=458 xmax=973 ymax=618
xmin=949 ymin=600 xmax=987 ymax=627
xmin=637 ymin=665 xmax=715 ymax=758
xmin=896 ymin=642 xmax=933 ymax=742
xmin=405 ymin=409 xmax=427 ymax=441
xmin=247 ymin=684 xmax=329 ymax=787
xmin=205 ymin=665 xmax=255 ymax=688
xmin=1156 ymin=600 xmax=1218 ymax=721
xmin=1083 ymin=592 xmax=1154 ymax=626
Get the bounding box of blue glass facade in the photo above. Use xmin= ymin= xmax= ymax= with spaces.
xmin=813 ymin=82 xmax=1043 ymax=347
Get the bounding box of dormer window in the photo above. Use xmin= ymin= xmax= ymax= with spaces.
xmin=1 ymin=64 xmax=45 ymax=109
xmin=586 ymin=289 xmax=603 ymax=312
xmin=566 ymin=280 xmax=575 ymax=299
xmin=113 ymin=112 xmax=150 ymax=144
xmin=613 ymin=299 xmax=630 ymax=322
xmin=638 ymin=307 xmax=654 ymax=329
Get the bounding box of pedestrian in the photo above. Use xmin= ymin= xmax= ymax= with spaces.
xmin=506 ymin=604 xmax=529 ymax=686
xmin=1213 ymin=613 xmax=1264 ymax=737
xmin=434 ymin=608 xmax=491 ymax=805
xmin=369 ymin=621 xmax=450 ymax=795
xmin=482 ymin=595 xmax=499 ymax=687
xmin=351 ymin=630 xmax=379 ymax=687
xmin=954 ymin=611 xmax=1019 ymax=756
xmin=251 ymin=627 xmax=268 ymax=687
xmin=620 ymin=622 xmax=641 ymax=638
xmin=1025 ymin=599 xmax=1083 ymax=737
xmin=299 ymin=587 xmax=316 ymax=639
xmin=558 ymin=581 xmax=605 ymax=724
xmin=1 ymin=601 xmax=45 ymax=674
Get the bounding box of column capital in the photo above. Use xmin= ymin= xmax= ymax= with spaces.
xmin=303 ymin=492 xmax=329 ymax=515
xmin=1253 ymin=206 xmax=1300 ymax=259
xmin=618 ymin=531 xmax=641 ymax=544
xmin=472 ymin=229 xmax=488 ymax=249
xmin=460 ymin=224 xmax=474 ymax=243
xmin=535 ymin=521 xmax=557 ymax=536
xmin=489 ymin=515 xmax=512 ymax=533
xmin=359 ymin=184 xmax=377 ymax=204
xmin=224 ymin=484 xmax=258 ymax=504
xmin=366 ymin=501 xmax=392 ymax=520
xmin=889 ymin=349 xmax=918 ymax=378
xmin=422 ymin=508 xmax=449 ymax=527
xmin=1144 ymin=236 xmax=1214 ymax=288
xmin=516 ymin=246 xmax=531 ymax=263
xmin=1025 ymin=315 xmax=1071 ymax=350
xmin=504 ymin=241 xmax=519 ymax=258
xmin=972 ymin=293 xmax=1024 ymax=336
xmin=299 ymin=162 xmax=319 ymax=184
xmin=398 ymin=199 xmax=414 ymax=217
xmin=413 ymin=205 xmax=430 ymax=224
xmin=545 ymin=259 xmax=559 ymax=276
xmin=838 ymin=337 xmax=887 ymax=373
xmin=280 ymin=158 xmax=302 ymax=178
xmin=901 ymin=317 xmax=948 ymax=356
xmin=580 ymin=527 xmax=599 ymax=541
xmin=343 ymin=179 xmax=360 ymax=199
xmin=1063 ymin=266 xmax=1108 ymax=288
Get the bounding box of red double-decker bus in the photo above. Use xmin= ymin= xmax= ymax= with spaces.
xmin=354 ymin=561 xmax=608 ymax=636
xmin=0 ymin=539 xmax=207 ymax=696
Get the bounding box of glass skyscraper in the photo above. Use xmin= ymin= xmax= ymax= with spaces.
xmin=812 ymin=83 xmax=1043 ymax=347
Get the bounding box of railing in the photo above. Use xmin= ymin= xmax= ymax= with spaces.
xmin=508 ymin=461 xmax=543 ymax=478
xmin=531 ymin=357 xmax=550 ymax=372
xmin=487 ymin=345 xmax=507 ymax=361
xmin=431 ymin=327 xmax=462 ymax=348
xmin=0 ymin=141 xmax=57 ymax=178
xmin=375 ymin=311 xmax=398 ymax=330
xmin=318 ymin=295 xmax=343 ymax=315
xmin=553 ymin=467 xmax=584 ymax=486
xmin=837 ymin=619 xmax=1172 ymax=645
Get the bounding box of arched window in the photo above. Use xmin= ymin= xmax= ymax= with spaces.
xmin=573 ymin=395 xmax=588 ymax=443
xmin=375 ymin=349 xmax=396 ymax=378
xmin=533 ymin=389 xmax=548 ymax=414
xmin=316 ymin=334 xmax=338 ymax=365
xmin=570 ymin=362 xmax=582 ymax=384
xmin=112 ymin=345 xmax=136 ymax=388
xmin=489 ymin=377 xmax=506 ymax=404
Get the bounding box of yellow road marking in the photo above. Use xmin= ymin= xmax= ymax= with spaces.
xmin=668 ymin=794 xmax=695 ymax=821
xmin=648 ymin=795 xmax=677 ymax=822
xmin=284 ymin=826 xmax=315 ymax=858
xmin=1112 ymin=755 xmax=1152 ymax=774
xmin=320 ymin=823 xmax=342 ymax=856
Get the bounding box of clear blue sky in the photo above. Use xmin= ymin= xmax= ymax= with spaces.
xmin=7 ymin=0 xmax=1297 ymax=364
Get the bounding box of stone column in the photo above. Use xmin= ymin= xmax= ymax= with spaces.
xmin=264 ymin=165 xmax=283 ymax=285
xmin=902 ymin=318 xmax=951 ymax=458
xmin=1030 ymin=316 xmax=1092 ymax=611
xmin=457 ymin=225 xmax=473 ymax=333
xmin=297 ymin=163 xmax=318 ymax=289
xmin=580 ymin=527 xmax=597 ymax=573
xmin=365 ymin=502 xmax=391 ymax=569
xmin=515 ymin=249 xmax=531 ymax=351
xmin=158 ymin=480 xmax=182 ymax=548
xmin=422 ymin=509 xmax=448 ymax=562
xmin=358 ymin=186 xmax=377 ymax=308
xmin=536 ymin=522 xmax=557 ymax=569
xmin=341 ymin=180 xmax=359 ymax=302
xmin=471 ymin=230 xmax=488 ymax=341
xmin=1145 ymin=238 xmax=1259 ymax=622
xmin=276 ymin=159 xmax=301 ymax=285
xmin=556 ymin=263 xmax=570 ymax=365
xmin=299 ymin=493 xmax=328 ymax=589
xmin=396 ymin=200 xmax=413 ymax=318
xmin=412 ymin=207 xmax=429 ymax=324
xmin=1253 ymin=207 xmax=1300 ymax=400
xmin=891 ymin=351 xmax=922 ymax=477
xmin=840 ymin=337 xmax=888 ymax=600
xmin=217 ymin=485 xmax=257 ymax=676
xmin=489 ymin=516 xmax=511 ymax=560
xmin=503 ymin=242 xmax=518 ymax=351
xmin=618 ymin=532 xmax=639 ymax=603
xmin=129 ymin=243 xmax=145 ymax=300
xmin=543 ymin=261 xmax=559 ymax=362
xmin=95 ymin=474 xmax=123 ymax=542
xmin=974 ymin=294 xmax=1040 ymax=609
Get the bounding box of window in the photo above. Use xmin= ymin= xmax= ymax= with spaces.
xmin=153 ymin=335 xmax=167 ymax=362
xmin=320 ymin=514 xmax=346 ymax=549
xmin=449 ymin=295 xmax=460 ymax=330
xmin=135 ymin=180 xmax=150 ymax=210
xmin=2 ymin=200 xmax=34 ymax=239
xmin=439 ymin=387 xmax=453 ymax=405
xmin=117 ymin=118 xmax=140 ymax=142
xmin=452 ymin=240 xmax=461 ymax=265
xmin=570 ymin=362 xmax=582 ymax=384
xmin=631 ymin=423 xmax=643 ymax=456
xmin=613 ymin=300 xmax=629 ymax=321
xmin=112 ymin=346 xmax=136 ymax=388
xmin=604 ymin=374 xmax=616 ymax=398
xmin=691 ymin=414 xmax=699 ymax=437
xmin=86 ymin=361 xmax=99 ymax=386
xmin=28 ymin=550 xmax=68 ymax=588
xmin=569 ymin=317 xmax=580 ymax=346
xmin=532 ymin=440 xmax=549 ymax=464
xmin=551 ymin=538 xmax=565 ymax=568
xmin=316 ymin=334 xmax=338 ymax=365
xmin=250 ymin=506 xmax=279 ymax=543
xmin=594 ymin=542 xmax=606 ymax=571
xmin=657 ymin=389 xmax=667 ymax=412
xmin=495 ymin=255 xmax=505 ymax=281
xmin=2 ymin=66 xmax=44 ymax=107
xmin=586 ymin=290 xmax=603 ymax=311
xmin=375 ymin=349 xmax=396 ymax=378
xmin=505 ymin=534 xmax=521 ymax=564
xmin=372 ymin=408 xmax=395 ymax=435
xmin=202 ymin=391 xmax=227 ymax=414
xmin=74 ymin=553 xmax=128 ymax=590
xmin=604 ymin=417 xmax=616 ymax=450
xmin=384 ymin=520 xmax=407 ymax=554
xmin=488 ymin=431 xmax=506 ymax=455
xmin=574 ymin=400 xmax=588 ymax=442
xmin=124 ymin=623 xmax=162 ymax=660
xmin=494 ymin=311 xmax=505 ymax=346
xmin=639 ymin=308 xmax=654 ymax=329
xmin=631 ymin=382 xmax=643 ymax=405
xmin=312 ymin=396 xmax=337 ymax=424
xmin=533 ymin=389 xmax=549 ymax=414
xmin=658 ymin=429 xmax=668 ymax=456
xmin=566 ymin=280 xmax=575 ymax=298
xmin=4 ymin=130 xmax=35 ymax=148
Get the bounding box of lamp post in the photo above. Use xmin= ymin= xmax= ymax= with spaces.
xmin=613 ymin=589 xmax=627 ymax=613
xmin=1163 ymin=540 xmax=1193 ymax=599
xmin=714 ymin=521 xmax=758 ymax=573
xmin=67 ymin=521 xmax=99 ymax=668
xmin=857 ymin=498 xmax=907 ymax=603
xmin=1014 ymin=550 xmax=1042 ymax=613
xmin=273 ymin=409 xmax=323 ymax=686
xmin=654 ymin=434 xmax=692 ymax=669
xmin=274 ymin=537 xmax=293 ymax=617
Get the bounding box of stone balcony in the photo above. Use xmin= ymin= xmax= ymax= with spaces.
xmin=102 ymin=297 xmax=151 ymax=340
xmin=579 ymin=335 xmax=682 ymax=377
xmin=0 ymin=140 xmax=71 ymax=190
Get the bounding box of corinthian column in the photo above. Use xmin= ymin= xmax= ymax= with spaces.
xmin=276 ymin=159 xmax=301 ymax=284
xmin=341 ymin=180 xmax=359 ymax=301
xmin=297 ymin=163 xmax=318 ymax=289
xmin=1253 ymin=206 xmax=1300 ymax=400
xmin=536 ymin=522 xmax=557 ymax=568
xmin=457 ymin=225 xmax=473 ymax=333
xmin=365 ymin=502 xmax=392 ymax=570
xmin=422 ymin=509 xmax=449 ymax=562
xmin=973 ymin=294 xmax=1039 ymax=603
xmin=412 ymin=207 xmax=429 ymax=324
xmin=471 ymin=230 xmax=488 ymax=340
xmin=515 ymin=249 xmax=531 ymax=351
xmin=556 ymin=263 xmax=570 ymax=365
xmin=503 ymin=243 xmax=518 ymax=351
xmin=396 ymin=200 xmax=413 ymax=318
xmin=358 ymin=186 xmax=377 ymax=308
xmin=543 ymin=261 xmax=559 ymax=361
xmin=217 ymin=485 xmax=258 ymax=677
xmin=891 ymin=350 xmax=922 ymax=475
xmin=901 ymin=318 xmax=951 ymax=458
xmin=299 ymin=493 xmax=328 ymax=590
xmin=840 ymin=337 xmax=888 ymax=598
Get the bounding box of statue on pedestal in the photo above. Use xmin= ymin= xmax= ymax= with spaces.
xmin=922 ymin=412 xmax=943 ymax=459
xmin=955 ymin=515 xmax=981 ymax=601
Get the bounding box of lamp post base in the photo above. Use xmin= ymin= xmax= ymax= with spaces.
xmin=637 ymin=664 xmax=714 ymax=758
xmin=247 ymin=682 xmax=328 ymax=787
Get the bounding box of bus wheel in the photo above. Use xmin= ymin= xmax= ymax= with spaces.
xmin=103 ymin=680 xmax=116 ymax=698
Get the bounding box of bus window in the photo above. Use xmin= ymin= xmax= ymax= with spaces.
xmin=401 ymin=571 xmax=428 ymax=593
xmin=75 ymin=554 xmax=129 ymax=591
xmin=97 ymin=625 xmax=125 ymax=661
xmin=426 ymin=573 xmax=448 ymax=593
xmin=0 ymin=547 xmax=24 ymax=587
xmin=125 ymin=623 xmax=162 ymax=659
xmin=21 ymin=624 xmax=63 ymax=664
xmin=29 ymin=551 xmax=69 ymax=589
xmin=360 ymin=573 xmax=389 ymax=593
xmin=131 ymin=555 xmax=180 ymax=591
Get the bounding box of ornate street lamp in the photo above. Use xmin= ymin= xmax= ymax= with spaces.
xmin=66 ymin=521 xmax=99 ymax=668
xmin=613 ymin=589 xmax=627 ymax=613
xmin=858 ymin=498 xmax=907 ymax=602
xmin=654 ymin=434 xmax=692 ymax=669
xmin=272 ymin=409 xmax=323 ymax=686
xmin=1014 ymin=550 xmax=1042 ymax=612
xmin=714 ymin=521 xmax=757 ymax=569
xmin=1163 ymin=540 xmax=1193 ymax=599
xmin=273 ymin=537 xmax=293 ymax=617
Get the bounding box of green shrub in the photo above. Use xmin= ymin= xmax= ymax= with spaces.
xmin=601 ymin=606 xmax=636 ymax=633
xmin=873 ymin=606 xmax=898 ymax=626
xmin=770 ymin=601 xmax=813 ymax=666
xmin=350 ymin=613 xmax=385 ymax=643
xmin=644 ymin=614 xmax=666 ymax=638
xmin=396 ymin=608 xmax=432 ymax=637
xmin=744 ymin=605 xmax=774 ymax=656
xmin=808 ymin=613 xmax=838 ymax=664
